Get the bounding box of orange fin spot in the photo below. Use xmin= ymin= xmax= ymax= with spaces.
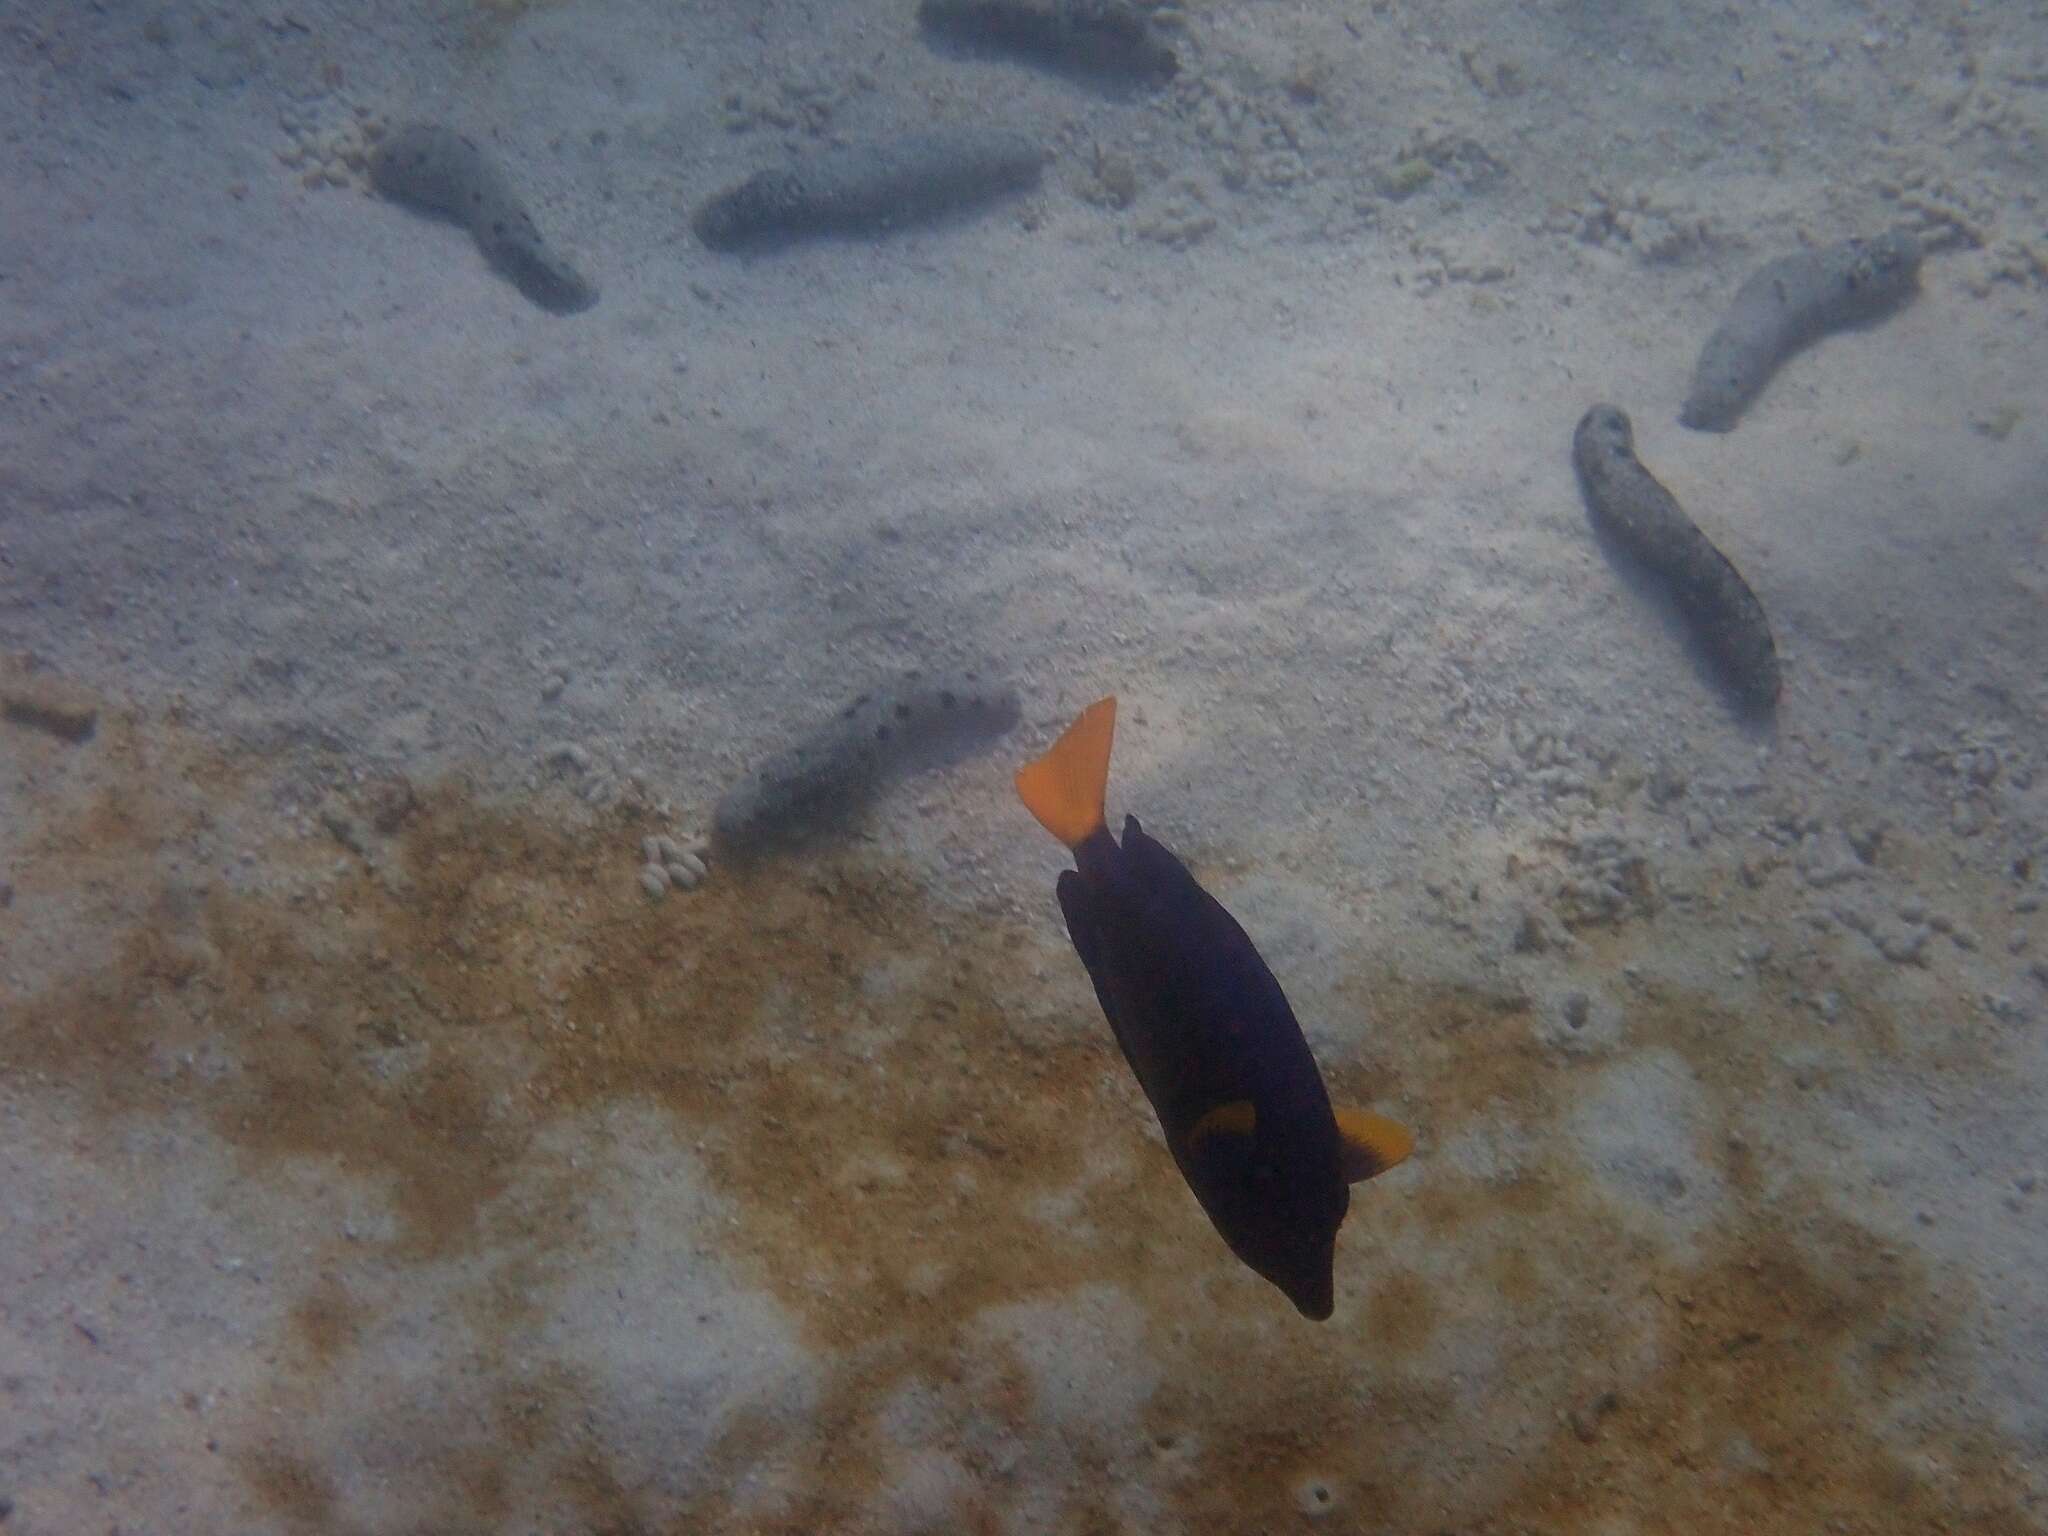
xmin=1185 ymin=1099 xmax=1257 ymax=1156
xmin=1015 ymin=696 xmax=1117 ymax=849
xmin=1335 ymin=1109 xmax=1413 ymax=1183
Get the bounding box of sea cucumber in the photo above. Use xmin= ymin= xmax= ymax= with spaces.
xmin=713 ymin=670 xmax=1023 ymax=858
xmin=1572 ymin=405 xmax=1781 ymax=720
xmin=916 ymin=0 xmax=1178 ymax=87
xmin=1680 ymin=230 xmax=1921 ymax=431
xmin=1 ymin=680 xmax=98 ymax=743
xmin=693 ymin=132 xmax=1044 ymax=251
xmin=1 ymin=660 xmax=99 ymax=744
xmin=369 ymin=123 xmax=597 ymax=315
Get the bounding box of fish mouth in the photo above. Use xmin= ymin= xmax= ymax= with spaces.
xmin=1292 ymin=1290 xmax=1334 ymax=1322
xmin=1288 ymin=1266 xmax=1335 ymax=1321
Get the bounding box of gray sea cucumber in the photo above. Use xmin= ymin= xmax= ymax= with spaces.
xmin=693 ymin=132 xmax=1044 ymax=251
xmin=1572 ymin=405 xmax=1781 ymax=720
xmin=1 ymin=677 xmax=97 ymax=743
xmin=369 ymin=123 xmax=597 ymax=315
xmin=1680 ymin=230 xmax=1921 ymax=431
xmin=917 ymin=0 xmax=1178 ymax=87
xmin=713 ymin=670 xmax=1023 ymax=858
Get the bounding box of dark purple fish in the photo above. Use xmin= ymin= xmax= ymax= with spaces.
xmin=1016 ymin=696 xmax=1413 ymax=1319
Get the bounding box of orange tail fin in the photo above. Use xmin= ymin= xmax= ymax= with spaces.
xmin=1015 ymin=696 xmax=1117 ymax=849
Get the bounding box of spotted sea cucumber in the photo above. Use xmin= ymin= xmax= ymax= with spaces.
xmin=713 ymin=670 xmax=1023 ymax=858
xmin=693 ymin=132 xmax=1044 ymax=252
xmin=1680 ymin=230 xmax=1921 ymax=431
xmin=916 ymin=0 xmax=1178 ymax=87
xmin=1572 ymin=405 xmax=1781 ymax=720
xmin=369 ymin=123 xmax=597 ymax=315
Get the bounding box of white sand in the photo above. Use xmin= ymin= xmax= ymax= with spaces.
xmin=3 ymin=0 xmax=2045 ymax=1530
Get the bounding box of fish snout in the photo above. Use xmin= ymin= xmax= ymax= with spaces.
xmin=1287 ymin=1260 xmax=1335 ymax=1321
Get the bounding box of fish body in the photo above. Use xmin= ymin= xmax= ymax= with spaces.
xmin=1016 ymin=697 xmax=1411 ymax=1319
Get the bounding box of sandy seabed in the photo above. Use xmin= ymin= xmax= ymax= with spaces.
xmin=3 ymin=1 xmax=2046 ymax=1530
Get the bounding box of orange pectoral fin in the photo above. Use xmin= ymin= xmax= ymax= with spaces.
xmin=1184 ymin=1099 xmax=1257 ymax=1157
xmin=1015 ymin=696 xmax=1116 ymax=849
xmin=1335 ymin=1109 xmax=1414 ymax=1183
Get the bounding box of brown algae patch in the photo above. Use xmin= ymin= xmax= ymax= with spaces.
xmin=1 ymin=690 xmax=2040 ymax=1532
